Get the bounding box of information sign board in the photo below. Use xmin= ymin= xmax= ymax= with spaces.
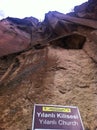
xmin=32 ymin=104 xmax=84 ymax=130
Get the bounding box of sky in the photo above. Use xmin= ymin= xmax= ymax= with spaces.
xmin=0 ymin=0 xmax=87 ymax=21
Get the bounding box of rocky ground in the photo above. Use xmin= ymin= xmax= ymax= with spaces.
xmin=0 ymin=0 xmax=97 ymax=130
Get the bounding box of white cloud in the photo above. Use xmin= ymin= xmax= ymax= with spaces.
xmin=0 ymin=10 xmax=5 ymax=19
xmin=0 ymin=0 xmax=87 ymax=20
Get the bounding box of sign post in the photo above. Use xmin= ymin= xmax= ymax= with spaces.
xmin=32 ymin=104 xmax=84 ymax=130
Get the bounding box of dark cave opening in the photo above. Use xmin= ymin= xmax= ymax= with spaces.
xmin=50 ymin=33 xmax=86 ymax=49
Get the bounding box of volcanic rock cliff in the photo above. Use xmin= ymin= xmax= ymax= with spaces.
xmin=0 ymin=0 xmax=97 ymax=130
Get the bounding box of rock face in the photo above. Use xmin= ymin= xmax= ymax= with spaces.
xmin=70 ymin=0 xmax=97 ymax=20
xmin=0 ymin=19 xmax=30 ymax=57
xmin=0 ymin=0 xmax=97 ymax=130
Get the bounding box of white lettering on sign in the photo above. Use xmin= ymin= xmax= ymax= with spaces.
xmin=37 ymin=112 xmax=55 ymax=118
xmin=39 ymin=119 xmax=57 ymax=125
xmin=58 ymin=120 xmax=78 ymax=126
xmin=57 ymin=113 xmax=78 ymax=119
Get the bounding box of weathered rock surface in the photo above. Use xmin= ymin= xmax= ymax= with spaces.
xmin=69 ymin=0 xmax=97 ymax=20
xmin=0 ymin=20 xmax=30 ymax=57
xmin=0 ymin=0 xmax=97 ymax=130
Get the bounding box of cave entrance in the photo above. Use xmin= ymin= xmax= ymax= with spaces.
xmin=50 ymin=33 xmax=86 ymax=49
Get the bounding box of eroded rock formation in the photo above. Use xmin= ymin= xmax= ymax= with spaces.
xmin=0 ymin=0 xmax=97 ymax=130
